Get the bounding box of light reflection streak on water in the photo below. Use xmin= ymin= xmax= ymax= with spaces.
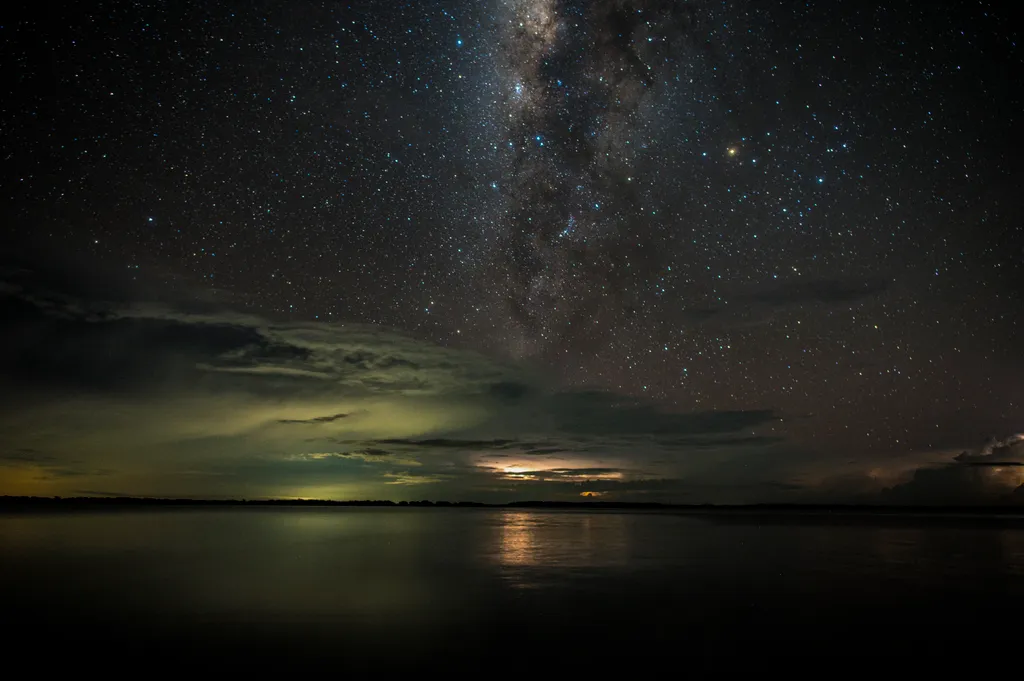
xmin=494 ymin=510 xmax=630 ymax=587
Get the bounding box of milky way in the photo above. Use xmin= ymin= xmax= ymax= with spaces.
xmin=480 ymin=0 xmax=709 ymax=357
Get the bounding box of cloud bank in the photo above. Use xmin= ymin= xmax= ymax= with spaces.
xmin=878 ymin=435 xmax=1024 ymax=505
xmin=1 ymin=263 xmax=1020 ymax=505
xmin=0 ymin=267 xmax=795 ymax=502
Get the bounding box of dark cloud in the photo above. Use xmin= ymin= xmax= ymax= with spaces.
xmin=0 ymin=448 xmax=57 ymax=464
xmin=741 ymin=278 xmax=889 ymax=306
xmin=0 ymin=249 xmax=142 ymax=305
xmin=488 ymin=381 xmax=532 ymax=402
xmin=339 ymin=351 xmax=419 ymax=371
xmin=546 ymin=391 xmax=778 ymax=436
xmin=71 ymin=490 xmax=139 ymax=498
xmin=682 ymin=278 xmax=889 ymax=329
xmin=278 ymin=413 xmax=351 ymax=425
xmin=0 ymin=284 xmax=312 ymax=393
xmin=334 ymin=437 xmax=570 ymax=458
xmin=0 ymin=265 xmax=523 ymax=404
xmin=308 ymin=449 xmax=390 ymax=458
xmin=375 ymin=438 xmax=518 ymax=450
xmin=656 ymin=435 xmax=787 ymax=448
xmin=953 ymin=435 xmax=1024 ymax=467
xmin=336 ymin=405 xmax=781 ymax=460
xmin=544 ymin=467 xmax=621 ymax=477
xmin=680 ymin=308 xmax=721 ymax=324
xmin=0 ymin=246 xmax=247 ymax=312
xmin=880 ymin=465 xmax=1002 ymax=506
xmin=880 ymin=434 xmax=1024 ymax=504
xmin=811 ymin=473 xmax=888 ymax=503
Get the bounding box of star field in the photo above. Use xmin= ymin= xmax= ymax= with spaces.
xmin=1 ymin=0 xmax=1022 ymax=498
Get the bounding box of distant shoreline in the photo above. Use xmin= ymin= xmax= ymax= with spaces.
xmin=2 ymin=495 xmax=1024 ymax=516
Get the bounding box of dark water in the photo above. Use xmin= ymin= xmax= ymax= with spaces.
xmin=3 ymin=508 xmax=1024 ymax=669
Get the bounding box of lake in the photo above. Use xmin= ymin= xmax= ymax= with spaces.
xmin=3 ymin=507 xmax=1023 ymax=670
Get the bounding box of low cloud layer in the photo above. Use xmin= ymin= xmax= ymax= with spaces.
xmin=1 ymin=265 xmax=1021 ymax=505
xmin=0 ymin=270 xmax=796 ymax=502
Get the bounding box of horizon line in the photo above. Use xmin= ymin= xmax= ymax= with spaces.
xmin=3 ymin=495 xmax=1024 ymax=513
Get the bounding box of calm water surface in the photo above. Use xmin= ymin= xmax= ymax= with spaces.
xmin=3 ymin=508 xmax=1023 ymax=668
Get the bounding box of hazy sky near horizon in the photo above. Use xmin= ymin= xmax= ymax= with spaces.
xmin=1 ymin=0 xmax=1022 ymax=503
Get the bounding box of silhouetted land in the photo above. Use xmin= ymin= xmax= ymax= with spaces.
xmin=2 ymin=495 xmax=1023 ymax=516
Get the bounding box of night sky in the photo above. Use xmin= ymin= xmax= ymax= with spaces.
xmin=1 ymin=0 xmax=1022 ymax=503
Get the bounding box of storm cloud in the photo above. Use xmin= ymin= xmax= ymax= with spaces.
xmin=880 ymin=434 xmax=1024 ymax=505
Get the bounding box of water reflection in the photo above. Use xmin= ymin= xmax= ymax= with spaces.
xmin=497 ymin=511 xmax=541 ymax=567
xmin=495 ymin=511 xmax=629 ymax=568
xmin=3 ymin=507 xmax=1024 ymax=660
xmin=1002 ymin=530 xmax=1024 ymax=576
xmin=491 ymin=510 xmax=634 ymax=590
